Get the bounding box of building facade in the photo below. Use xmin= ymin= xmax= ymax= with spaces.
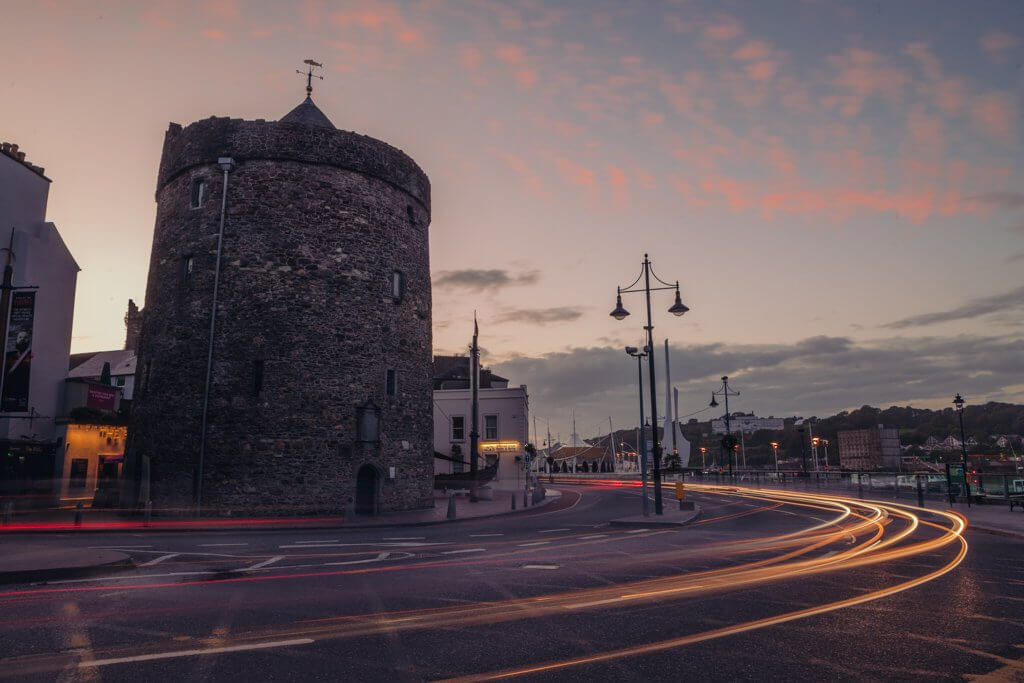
xmin=125 ymin=93 xmax=434 ymax=516
xmin=0 ymin=141 xmax=79 ymax=506
xmin=838 ymin=425 xmax=902 ymax=470
xmin=432 ymin=355 xmax=529 ymax=490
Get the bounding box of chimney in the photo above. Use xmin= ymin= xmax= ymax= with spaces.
xmin=124 ymin=299 xmax=142 ymax=351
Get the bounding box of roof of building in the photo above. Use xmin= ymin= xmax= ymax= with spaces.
xmin=68 ymin=350 xmax=136 ymax=378
xmin=551 ymin=445 xmax=609 ymax=463
xmin=432 ymin=354 xmax=509 ymax=390
xmin=0 ymin=141 xmax=49 ymax=180
xmin=280 ymin=96 xmax=336 ymax=129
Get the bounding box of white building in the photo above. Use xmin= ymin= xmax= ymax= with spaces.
xmin=711 ymin=415 xmax=785 ymax=434
xmin=68 ymin=349 xmax=137 ymax=399
xmin=432 ymin=355 xmax=530 ymax=491
xmin=0 ymin=141 xmax=79 ymax=504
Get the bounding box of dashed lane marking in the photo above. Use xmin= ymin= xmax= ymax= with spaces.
xmin=441 ymin=548 xmax=486 ymax=555
xmin=89 ymin=545 xmax=153 ymax=549
xmin=278 ymin=542 xmax=441 ymax=549
xmin=469 ymin=533 xmax=504 ymax=537
xmin=138 ymin=554 xmax=180 ymax=567
xmin=78 ymin=638 xmax=315 ymax=668
xmin=626 ymin=529 xmax=650 ymax=534
xmin=242 ymin=555 xmax=284 ymax=571
xmin=522 ymin=564 xmax=560 ymax=570
xmin=383 ymin=536 xmax=425 ymax=540
xmin=200 ymin=543 xmax=248 ymax=547
xmin=518 ymin=541 xmax=552 ymax=547
xmin=537 ymin=528 xmax=571 ymax=534
xmin=578 ymin=535 xmax=608 ymax=540
xmin=292 ymin=540 xmax=338 ymax=544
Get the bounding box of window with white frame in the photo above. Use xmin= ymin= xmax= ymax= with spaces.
xmin=451 ymin=415 xmax=465 ymax=441
xmin=484 ymin=414 xmax=498 ymax=440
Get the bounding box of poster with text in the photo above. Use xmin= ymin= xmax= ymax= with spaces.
xmin=2 ymin=292 xmax=35 ymax=412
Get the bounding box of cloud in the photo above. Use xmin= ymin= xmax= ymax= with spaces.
xmin=141 ymin=9 xmax=175 ymax=30
xmin=459 ymin=44 xmax=482 ymax=71
xmin=965 ymin=192 xmax=1024 ymax=209
xmin=500 ymin=153 xmax=550 ymax=199
xmin=434 ymin=269 xmax=539 ymax=291
xmin=884 ymin=285 xmax=1024 ymax=329
xmin=1006 ymin=250 xmax=1024 ymax=264
xmin=204 ymin=0 xmax=240 ymax=20
xmin=554 ymin=157 xmax=596 ymax=187
xmin=971 ymin=92 xmax=1016 ymax=143
xmin=492 ymin=334 xmax=1024 ymax=427
xmin=201 ymin=28 xmax=226 ymax=40
xmin=495 ymin=43 xmax=526 ymax=65
xmin=980 ymin=30 xmax=1021 ymax=64
xmin=703 ymin=18 xmax=742 ymax=41
xmin=824 ymin=48 xmax=908 ymax=117
xmin=499 ymin=307 xmax=582 ymax=325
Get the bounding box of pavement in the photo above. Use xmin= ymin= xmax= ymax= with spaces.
xmin=610 ymin=503 xmax=701 ymax=527
xmin=0 ymin=488 xmax=563 ymax=582
xmin=1 ymin=482 xmax=1021 ymax=681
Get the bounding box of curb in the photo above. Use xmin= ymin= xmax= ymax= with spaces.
xmin=609 ymin=505 xmax=703 ymax=528
xmin=0 ymin=556 xmax=135 ymax=586
xmin=967 ymin=525 xmax=1024 ymax=541
xmin=0 ymin=490 xmax=567 ymax=536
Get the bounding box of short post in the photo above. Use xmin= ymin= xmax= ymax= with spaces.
xmin=916 ymin=475 xmax=925 ymax=508
xmin=511 ymin=493 xmax=517 ymax=510
xmin=144 ymin=500 xmax=153 ymax=527
xmin=523 ymin=489 xmax=529 ymax=509
xmin=446 ymin=494 xmax=457 ymax=519
xmin=74 ymin=501 xmax=84 ymax=528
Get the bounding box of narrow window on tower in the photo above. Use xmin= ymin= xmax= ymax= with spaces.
xmin=391 ymin=270 xmax=405 ymax=304
xmin=385 ymin=368 xmax=397 ymax=397
xmin=253 ymin=359 xmax=265 ymax=397
xmin=181 ymin=255 xmax=195 ymax=285
xmin=190 ymin=178 xmax=206 ymax=208
xmin=406 ymin=205 xmax=416 ymax=226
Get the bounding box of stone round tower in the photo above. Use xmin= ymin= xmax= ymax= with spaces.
xmin=126 ymin=95 xmax=433 ymax=516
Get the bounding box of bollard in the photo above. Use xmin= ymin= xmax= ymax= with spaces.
xmin=446 ymin=494 xmax=457 ymax=519
xmin=144 ymin=500 xmax=153 ymax=527
xmin=511 ymin=494 xmax=516 ymax=510
xmin=74 ymin=501 xmax=84 ymax=528
xmin=916 ymin=475 xmax=925 ymax=508
xmin=1 ymin=501 xmax=12 ymax=526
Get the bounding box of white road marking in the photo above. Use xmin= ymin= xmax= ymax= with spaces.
xmin=48 ymin=571 xmax=217 ymax=584
xmin=626 ymin=529 xmax=650 ymax=534
xmin=79 ymin=638 xmax=315 ymax=667
xmin=579 ymin=534 xmax=608 ymax=540
xmin=522 ymin=564 xmax=560 ymax=570
xmin=138 ymin=554 xmax=179 ymax=567
xmin=441 ymin=548 xmax=486 ymax=555
xmin=821 ymin=550 xmax=839 ymax=558
xmin=469 ymin=533 xmax=503 ymax=537
xmin=242 ymin=555 xmax=284 ymax=571
xmin=517 ymin=541 xmax=551 ymax=547
xmin=324 ymin=552 xmax=393 ymax=566
xmin=292 ymin=539 xmax=338 ymax=544
xmin=200 ymin=543 xmax=248 ymax=547
xmin=383 ymin=536 xmax=425 ymax=540
xmin=89 ymin=545 xmax=153 ymax=549
xmin=537 ymin=528 xmax=570 ymax=534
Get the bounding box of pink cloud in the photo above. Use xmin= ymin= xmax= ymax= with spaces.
xmin=605 ymin=164 xmax=629 ymax=207
xmin=141 ymin=9 xmax=175 ymax=30
xmin=331 ymin=2 xmax=426 ymax=47
xmin=642 ymin=113 xmax=664 ymax=129
xmin=554 ymin=157 xmax=596 ymax=187
xmin=732 ymin=41 xmax=773 ymax=62
xmin=703 ymin=18 xmax=742 ymax=41
xmin=495 ymin=44 xmax=526 ymax=65
xmin=971 ymin=92 xmax=1016 ymax=143
xmin=201 ymin=28 xmax=226 ymax=40
xmin=824 ymin=48 xmax=909 ymax=116
xmin=907 ymin=109 xmax=944 ymax=153
xmin=553 ymin=121 xmax=583 ymax=137
xmin=204 ymin=0 xmax=240 ymax=20
xmin=501 ymin=153 xmax=550 ymax=199
xmin=515 ymin=69 xmax=537 ymax=88
xmin=459 ymin=44 xmax=483 ymax=71
xmin=980 ymin=30 xmax=1021 ymax=64
xmin=745 ymin=61 xmax=778 ymax=82
xmin=633 ymin=166 xmax=656 ymax=189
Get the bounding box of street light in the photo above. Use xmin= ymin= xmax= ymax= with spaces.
xmin=954 ymin=393 xmax=971 ymax=506
xmin=699 ymin=446 xmax=708 ymax=470
xmin=770 ymin=441 xmax=780 ymax=472
xmin=821 ymin=439 xmax=830 ymax=468
xmin=811 ymin=436 xmax=821 ymax=471
xmin=611 ymin=255 xmax=689 ymax=515
xmin=710 ymin=376 xmax=741 ymax=478
xmin=625 ymin=345 xmax=650 ymax=516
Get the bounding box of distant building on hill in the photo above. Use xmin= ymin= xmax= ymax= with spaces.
xmin=838 ymin=425 xmax=901 ymax=470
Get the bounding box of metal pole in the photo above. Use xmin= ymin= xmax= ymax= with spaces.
xmin=642 ymin=256 xmax=664 ymax=515
xmin=958 ymin=405 xmax=970 ymax=507
xmin=637 ymin=353 xmax=649 ymax=517
xmin=723 ymin=377 xmax=733 ymax=479
xmin=196 ymin=160 xmax=234 ymax=515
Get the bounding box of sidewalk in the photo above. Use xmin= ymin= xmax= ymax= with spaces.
xmin=0 ymin=545 xmax=133 ymax=584
xmin=0 ymin=488 xmax=562 ymax=534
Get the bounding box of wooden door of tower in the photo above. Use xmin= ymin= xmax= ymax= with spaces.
xmin=355 ymin=464 xmax=378 ymax=515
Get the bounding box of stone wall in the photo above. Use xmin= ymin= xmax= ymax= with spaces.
xmin=126 ymin=117 xmax=433 ymax=516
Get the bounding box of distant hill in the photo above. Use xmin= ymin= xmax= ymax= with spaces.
xmin=588 ymin=402 xmax=1024 ymax=469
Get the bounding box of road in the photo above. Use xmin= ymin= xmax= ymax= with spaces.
xmin=1 ymin=481 xmax=1021 ymax=681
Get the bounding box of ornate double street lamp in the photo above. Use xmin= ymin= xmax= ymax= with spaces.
xmin=710 ymin=376 xmax=741 ymax=478
xmin=611 ymin=254 xmax=689 ymax=515
xmin=954 ymin=393 xmax=971 ymax=506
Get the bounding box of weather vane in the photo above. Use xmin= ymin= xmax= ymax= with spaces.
xmin=296 ymin=59 xmax=323 ymax=96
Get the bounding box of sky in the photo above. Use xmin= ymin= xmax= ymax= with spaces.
xmin=2 ymin=0 xmax=1023 ymax=442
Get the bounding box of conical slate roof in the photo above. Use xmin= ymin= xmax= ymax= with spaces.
xmin=280 ymin=96 xmax=336 ymax=129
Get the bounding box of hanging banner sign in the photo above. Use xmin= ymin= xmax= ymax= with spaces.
xmin=87 ymin=384 xmax=117 ymax=411
xmin=2 ymin=291 xmax=36 ymax=412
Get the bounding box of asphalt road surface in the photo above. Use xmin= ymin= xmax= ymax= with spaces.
xmin=1 ymin=481 xmax=1021 ymax=682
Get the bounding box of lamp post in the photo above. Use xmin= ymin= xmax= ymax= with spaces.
xmin=625 ymin=346 xmax=650 ymax=516
xmin=821 ymin=439 xmax=830 ymax=469
xmin=797 ymin=426 xmax=808 ymax=472
xmin=770 ymin=441 xmax=780 ymax=472
xmin=709 ymin=376 xmax=740 ymax=478
xmin=611 ymin=255 xmax=689 ymax=515
xmin=699 ymin=446 xmax=707 ymax=470
xmin=811 ymin=436 xmax=821 ymax=471
xmin=954 ymin=393 xmax=971 ymax=506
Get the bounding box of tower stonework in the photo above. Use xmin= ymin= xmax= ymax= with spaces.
xmin=126 ymin=99 xmax=433 ymax=515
